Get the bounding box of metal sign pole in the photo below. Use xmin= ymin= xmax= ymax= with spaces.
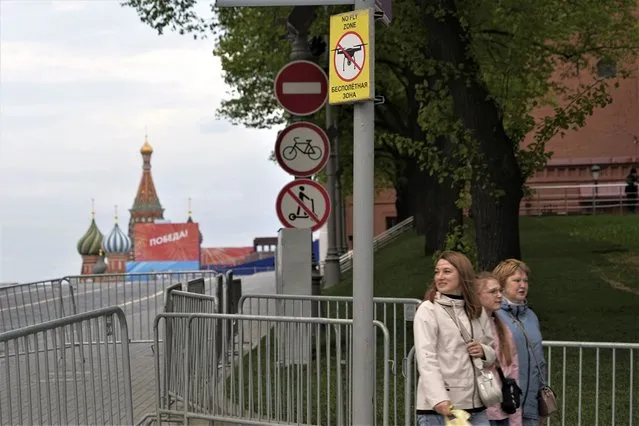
xmin=216 ymin=1 xmax=384 ymax=423
xmin=323 ymin=15 xmax=341 ymax=287
xmin=351 ymin=0 xmax=375 ymax=423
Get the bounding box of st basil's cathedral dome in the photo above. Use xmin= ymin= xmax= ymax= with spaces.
xmin=77 ymin=201 xmax=104 ymax=256
xmin=102 ymin=205 xmax=132 ymax=254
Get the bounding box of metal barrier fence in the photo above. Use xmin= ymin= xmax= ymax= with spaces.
xmin=403 ymin=347 xmax=417 ymax=426
xmin=141 ymin=313 xmax=390 ymax=426
xmin=0 ymin=278 xmax=76 ymax=333
xmin=169 ymin=290 xmax=218 ymax=314
xmin=238 ymin=293 xmax=420 ymax=426
xmin=66 ymin=271 xmax=220 ymax=342
xmin=403 ymin=341 xmax=639 ymax=426
xmin=3 ymin=270 xmax=220 ymax=342
xmin=163 ymin=283 xmax=219 ymax=411
xmin=0 ymin=306 xmax=134 ymax=426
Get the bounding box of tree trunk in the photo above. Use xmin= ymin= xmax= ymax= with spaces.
xmin=391 ymin=69 xmax=463 ymax=257
xmin=394 ymin=155 xmax=425 ymax=225
xmin=423 ymin=173 xmax=463 ymax=256
xmin=394 ymin=153 xmax=462 ymax=256
xmin=471 ymin=184 xmax=522 ymax=270
xmin=421 ymin=0 xmax=524 ymax=269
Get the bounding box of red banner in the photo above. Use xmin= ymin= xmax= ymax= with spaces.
xmin=134 ymin=223 xmax=200 ymax=261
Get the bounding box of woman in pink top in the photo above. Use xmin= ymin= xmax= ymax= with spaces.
xmin=475 ymin=272 xmax=522 ymax=426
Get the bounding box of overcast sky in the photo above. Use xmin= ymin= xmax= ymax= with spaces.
xmin=0 ymin=0 xmax=292 ymax=282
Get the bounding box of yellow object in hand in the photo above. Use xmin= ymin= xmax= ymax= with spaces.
xmin=444 ymin=407 xmax=471 ymax=426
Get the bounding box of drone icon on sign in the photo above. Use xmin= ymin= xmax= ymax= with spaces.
xmin=333 ymin=44 xmax=367 ymax=71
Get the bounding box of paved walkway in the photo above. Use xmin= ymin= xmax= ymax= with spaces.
xmin=130 ymin=342 xmax=159 ymax=422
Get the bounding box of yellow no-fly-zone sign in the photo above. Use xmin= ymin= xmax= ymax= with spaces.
xmin=328 ymin=8 xmax=374 ymax=105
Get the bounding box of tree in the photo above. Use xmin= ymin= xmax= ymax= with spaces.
xmin=123 ymin=0 xmax=467 ymax=255
xmin=123 ymin=0 xmax=639 ymax=268
xmin=414 ymin=0 xmax=639 ymax=268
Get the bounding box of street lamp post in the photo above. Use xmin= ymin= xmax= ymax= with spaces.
xmin=591 ymin=164 xmax=601 ymax=214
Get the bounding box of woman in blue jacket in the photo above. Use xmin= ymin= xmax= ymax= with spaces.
xmin=493 ymin=259 xmax=547 ymax=426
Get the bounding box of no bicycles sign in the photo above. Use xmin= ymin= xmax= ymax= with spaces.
xmin=275 ymin=122 xmax=330 ymax=177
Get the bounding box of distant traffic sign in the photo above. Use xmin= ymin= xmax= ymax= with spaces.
xmin=276 ymin=179 xmax=331 ymax=232
xmin=329 ymin=8 xmax=374 ymax=105
xmin=274 ymin=60 xmax=328 ymax=116
xmin=275 ymin=122 xmax=330 ymax=177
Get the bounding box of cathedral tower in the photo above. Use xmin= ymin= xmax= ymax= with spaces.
xmin=128 ymin=135 xmax=165 ymax=253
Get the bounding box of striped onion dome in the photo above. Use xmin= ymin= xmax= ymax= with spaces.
xmin=77 ymin=218 xmax=104 ymax=256
xmin=102 ymin=222 xmax=132 ymax=254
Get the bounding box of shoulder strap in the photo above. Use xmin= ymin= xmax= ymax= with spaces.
xmin=496 ymin=366 xmax=506 ymax=382
xmin=440 ymin=305 xmax=484 ymax=372
xmin=506 ymin=312 xmax=547 ymax=385
xmin=440 ymin=305 xmax=472 ymax=343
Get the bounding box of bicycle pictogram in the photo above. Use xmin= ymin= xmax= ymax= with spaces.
xmin=282 ymin=137 xmax=323 ymax=161
xmin=274 ymin=122 xmax=330 ymax=177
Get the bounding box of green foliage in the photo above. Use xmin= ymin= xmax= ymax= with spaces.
xmin=122 ymin=0 xmax=212 ymax=36
xmin=432 ymin=220 xmax=478 ymax=269
xmin=463 ymin=0 xmax=639 ymax=178
xmin=213 ymin=7 xmax=293 ymax=128
xmin=122 ymin=0 xmax=639 ymax=198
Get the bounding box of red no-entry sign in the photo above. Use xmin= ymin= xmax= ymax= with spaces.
xmin=274 ymin=60 xmax=328 ymax=116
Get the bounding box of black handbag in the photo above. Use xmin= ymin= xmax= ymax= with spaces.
xmin=496 ymin=366 xmax=522 ymax=414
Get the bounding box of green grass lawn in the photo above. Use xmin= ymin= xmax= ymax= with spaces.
xmin=233 ymin=215 xmax=639 ymax=425
xmin=326 ymin=215 xmax=639 ymax=340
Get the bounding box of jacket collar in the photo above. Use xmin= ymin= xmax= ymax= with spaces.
xmin=434 ymin=291 xmax=465 ymax=308
xmin=501 ymin=298 xmax=528 ymax=316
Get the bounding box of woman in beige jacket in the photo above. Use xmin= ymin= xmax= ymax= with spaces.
xmin=413 ymin=251 xmax=496 ymax=426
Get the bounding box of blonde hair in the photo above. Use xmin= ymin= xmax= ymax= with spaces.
xmin=424 ymin=251 xmax=482 ymax=319
xmin=492 ymin=258 xmax=531 ymax=288
xmin=474 ymin=271 xmax=513 ymax=366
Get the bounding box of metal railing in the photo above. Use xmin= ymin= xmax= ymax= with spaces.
xmin=65 ymin=272 xmax=219 ymax=341
xmin=3 ymin=271 xmax=221 ymax=343
xmin=0 ymin=279 xmax=76 ymax=333
xmin=403 ymin=340 xmax=639 ymax=426
xmin=141 ymin=313 xmax=390 ymax=426
xmin=0 ymin=306 xmax=134 ymax=426
xmin=543 ymin=341 xmax=638 ymax=426
xmin=163 ymin=284 xmax=220 ymax=410
xmin=338 ymin=216 xmax=415 ymax=273
xmin=239 ymin=293 xmax=420 ymax=426
xmin=522 ymin=182 xmax=637 ymax=215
